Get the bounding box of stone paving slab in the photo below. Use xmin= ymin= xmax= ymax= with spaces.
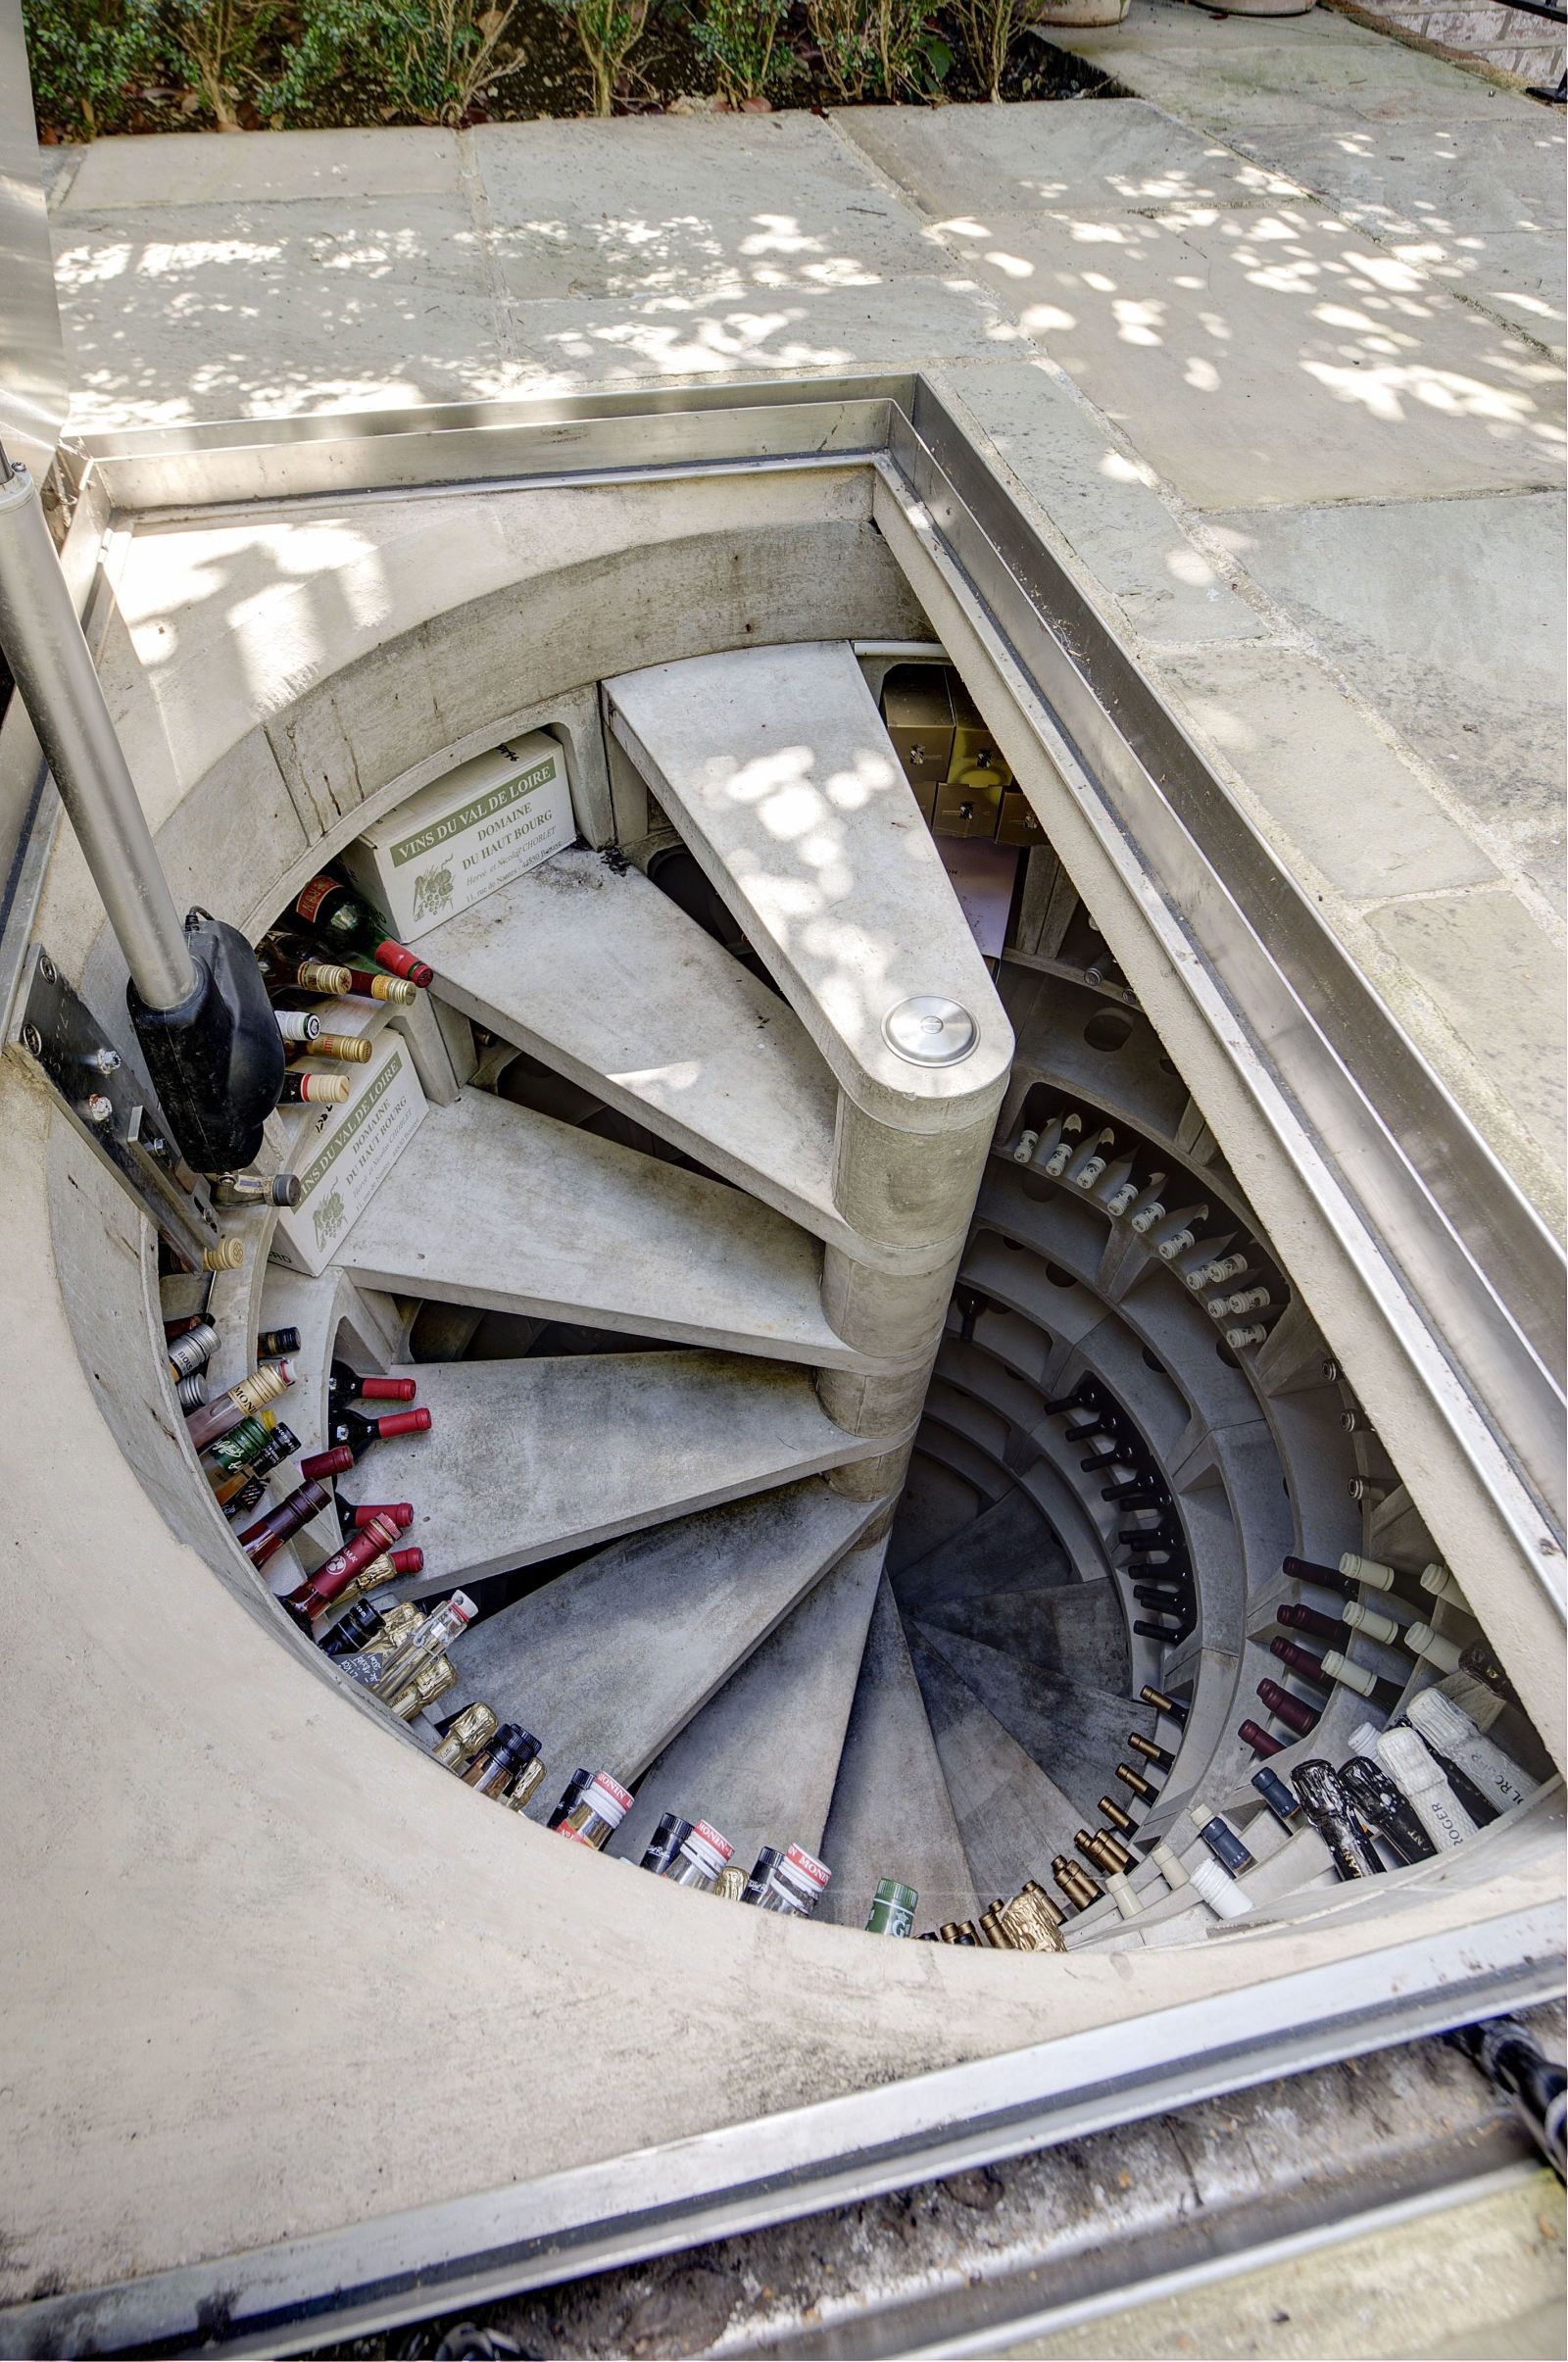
xmin=1209 ymin=490 xmax=1567 ymax=903
xmin=59 ymin=123 xmax=462 ymax=209
xmin=837 ymin=95 xmax=1306 ymax=220
xmin=930 ymin=355 xmax=1266 ymax=645
xmin=498 ymin=276 xmax=1021 ymax=386
xmin=1047 ymin=5 xmax=1521 ymax=128
xmin=1363 ymin=886 xmax=1564 ymax=1173
xmin=1152 ymin=640 xmax=1502 ymax=900
xmin=1231 ymin=114 xmax=1567 ymax=236
xmin=51 ymin=198 xmax=507 ymax=426
xmin=937 ymin=200 xmax=1565 ymax=509
xmin=473 ymin=114 xmax=949 ymax=299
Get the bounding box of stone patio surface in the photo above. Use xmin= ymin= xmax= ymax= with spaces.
xmin=41 ymin=0 xmax=1566 ymax=1227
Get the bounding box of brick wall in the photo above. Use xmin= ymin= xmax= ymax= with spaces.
xmin=1340 ymin=0 xmax=1564 ymax=90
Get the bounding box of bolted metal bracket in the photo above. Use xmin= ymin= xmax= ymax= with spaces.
xmin=8 ymin=942 xmax=220 ymax=1271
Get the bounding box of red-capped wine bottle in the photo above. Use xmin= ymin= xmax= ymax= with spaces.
xmin=1256 ymin=1677 xmax=1319 ymax=1738
xmin=300 ymin=1405 xmax=430 ymax=1481
xmin=1277 ymin=1600 xmax=1348 ymax=1644
xmin=289 ymin=875 xmax=433 ymax=986
xmin=1281 ymin=1554 xmax=1356 ymax=1598
xmin=327 ymin=1361 xmax=417 ymax=1417
xmin=280 ymin=1513 xmax=403 ymax=1627
xmin=239 ymin=1478 xmax=332 ymax=1567
xmin=333 ymin=1495 xmax=415 ymax=1533
xmin=1238 ymin=1718 xmax=1284 ymax=1757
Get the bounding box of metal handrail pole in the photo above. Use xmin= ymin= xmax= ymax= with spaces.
xmin=0 ymin=444 xmax=196 ymax=1010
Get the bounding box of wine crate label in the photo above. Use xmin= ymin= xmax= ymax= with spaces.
xmin=270 ymin=1033 xmax=427 ymax=1278
xmin=339 ymin=731 xmax=575 ymax=940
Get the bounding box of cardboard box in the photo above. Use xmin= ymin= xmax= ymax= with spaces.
xmin=880 ymin=667 xmax=955 ymax=794
xmin=932 ymin=771 xmax=1005 ymax=841
xmin=270 ymin=1032 xmax=427 ymax=1278
xmin=947 ymin=683 xmax=1013 ymax=790
xmin=998 ymin=787 xmax=1047 ymax=848
xmin=339 ymin=731 xmax=574 ymax=941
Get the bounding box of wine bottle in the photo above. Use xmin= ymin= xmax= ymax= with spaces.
xmin=1116 ymin=1761 xmax=1158 ymax=1800
xmin=1373 ymin=1727 xmax=1475 ymax=1850
xmin=238 ymin=1478 xmax=332 ymax=1567
xmin=757 ymin=1843 xmax=833 ymax=1917
xmin=1256 ymin=1678 xmax=1319 ymax=1738
xmin=167 ymin=1320 xmax=219 ymax=1382
xmin=464 ymin=1725 xmax=538 ymax=1799
xmin=1152 ymin=1205 xmax=1209 ymax=1261
xmin=1282 ymin=1554 xmax=1355 ymax=1597
xmin=1250 ymin=1766 xmax=1301 ymax=1830
xmin=1128 ymin=1732 xmax=1175 ymax=1771
xmin=369 ymin=1592 xmax=476 ymax=1703
xmin=1104 ymin=1871 xmax=1144 ymax=1923
xmin=1052 ymin=1855 xmax=1101 ymax=1910
xmin=288 ymin=875 xmax=433 ymax=985
xmin=1190 ymin=1856 xmax=1252 ymax=1920
xmin=1276 ymin=1601 xmax=1348 ymax=1644
xmin=556 ymin=1771 xmax=633 ymax=1850
xmin=204 ymin=1409 xmax=278 ymax=1475
xmin=1141 ymin=1684 xmax=1189 ymax=1724
xmin=278 ymin=1072 xmax=351 ymax=1107
xmin=1239 ymin=1718 xmax=1285 ymax=1758
xmin=1100 ymin=1794 xmax=1136 ymax=1834
xmin=328 ymin=1361 xmax=417 ymax=1415
xmin=299 ymin=1405 xmax=430 ymax=1481
xmin=213 ymin=1423 xmax=300 ymax=1511
xmin=1292 ymin=1761 xmax=1383 ymax=1879
xmin=280 ymin=1513 xmax=404 ymax=1626
xmin=1338 ymin=1756 xmax=1437 ymax=1865
xmin=1193 ymin=1809 xmax=1254 ymax=1875
xmin=438 ymin=1707 xmax=502 ymax=1778
xmin=187 ymin=1362 xmax=294 ymax=1452
xmin=641 ymin=1815 xmax=697 ymax=1877
xmin=308 ymin=1031 xmax=375 ymax=1064
xmin=865 ymin=1881 xmax=919 ymax=1938
xmin=333 ymin=1496 xmax=415 ymax=1534
xmin=1406 ymin=1689 xmax=1531 ymax=1809
xmin=320 ymin=1600 xmax=385 ymax=1661
xmin=547 ymin=1770 xmax=590 ymax=1831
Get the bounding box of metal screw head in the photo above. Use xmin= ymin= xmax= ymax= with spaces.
xmin=882 ymin=995 xmax=978 ymax=1068
xmin=21 ymin=1023 xmax=42 ymax=1058
xmin=89 ymin=1046 xmax=122 ymax=1074
xmin=37 ymin=954 xmax=56 ymax=985
xmin=84 ymin=1093 xmax=113 ymax=1125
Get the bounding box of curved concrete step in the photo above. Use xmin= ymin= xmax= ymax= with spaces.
xmin=368 ymin=1350 xmax=889 ymax=1593
xmin=440 ymin=1481 xmax=884 ymax=1811
xmin=607 ymin=1530 xmax=888 ymax=1869
xmin=912 ymin=1420 xmax=1012 ymax=1505
xmin=914 ymin=1624 xmax=1154 ymax=1826
xmin=887 ymin=1457 xmax=990 ymax=1573
xmin=818 ymin=1575 xmax=979 ymax=1934
xmin=411 ymin=848 xmax=863 ymax=1257
xmin=333 ymin=1085 xmax=879 ymax=1372
xmin=906 ymin=1631 xmax=1084 ymax=1900
xmin=923 ymin=1577 xmax=1132 ymax=1696
xmin=605 ymin=642 xmax=1012 ymax=1134
xmin=892 ymin=1487 xmax=1073 ymax=1619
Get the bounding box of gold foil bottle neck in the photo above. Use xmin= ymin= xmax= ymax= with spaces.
xmin=390 ymin=1656 xmax=454 ymax=1720
xmin=978 ymin=1906 xmax=1014 ymax=1949
xmin=434 ymin=1703 xmax=497 ymax=1771
xmin=505 ymin=1756 xmax=548 ymax=1811
xmin=713 ymin=1866 xmax=748 ymax=1902
xmin=996 ymin=1889 xmax=1067 ymax=1954
xmin=1021 ymin=1881 xmax=1065 ymax=1928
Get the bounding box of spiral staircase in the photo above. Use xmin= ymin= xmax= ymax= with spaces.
xmin=6 ymin=415 xmax=1562 ymax=2354
xmin=184 ymin=636 xmax=1548 ymax=1945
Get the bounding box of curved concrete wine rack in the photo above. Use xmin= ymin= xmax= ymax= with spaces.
xmin=3 ymin=384 xmax=1561 ymax=2352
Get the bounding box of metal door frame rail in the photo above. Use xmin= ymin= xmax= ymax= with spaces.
xmin=3 ymin=1905 xmax=1559 ymax=2358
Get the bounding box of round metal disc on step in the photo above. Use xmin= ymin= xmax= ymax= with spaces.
xmin=882 ymin=996 xmax=978 ymax=1067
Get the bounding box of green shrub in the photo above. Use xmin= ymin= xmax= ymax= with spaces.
xmin=266 ymin=0 xmax=531 ymax=127
xmin=161 ymin=0 xmax=278 ymax=127
xmin=541 ymin=0 xmax=650 ymax=116
xmin=805 ymin=0 xmax=939 ymax=99
xmin=690 ymin=0 xmax=793 ymax=105
xmin=950 ymin=0 xmax=1026 ymax=99
xmin=21 ymin=0 xmax=163 ymax=136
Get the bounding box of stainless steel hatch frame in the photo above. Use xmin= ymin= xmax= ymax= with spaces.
xmin=1 ymin=373 xmax=1561 ymax=2356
